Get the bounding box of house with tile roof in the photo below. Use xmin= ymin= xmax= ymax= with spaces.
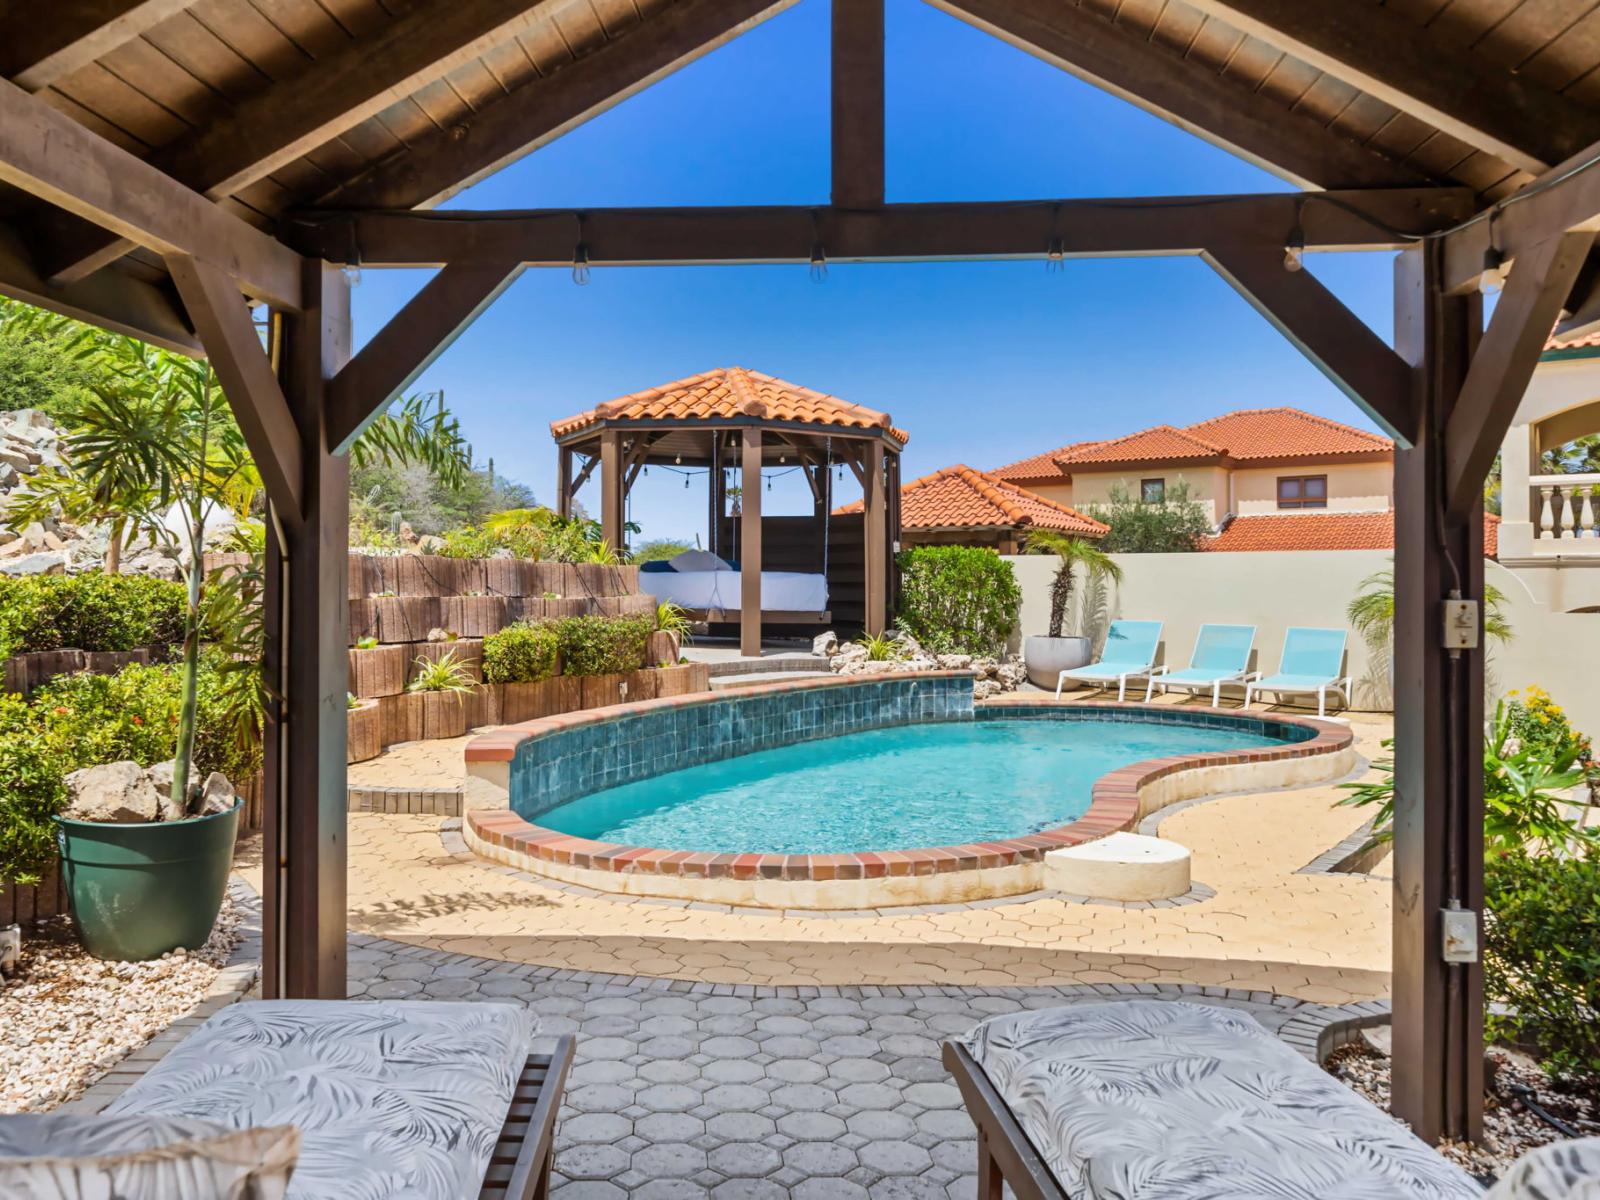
xmin=992 ymin=407 xmax=1394 ymax=531
xmin=837 ymin=464 xmax=1107 ymax=553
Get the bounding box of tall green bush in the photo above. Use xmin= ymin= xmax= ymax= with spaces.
xmin=1083 ymin=480 xmax=1211 ymax=552
xmin=482 ymin=621 xmax=561 ymax=684
xmin=0 ymin=693 xmax=64 ymax=885
xmin=896 ymin=545 xmax=1021 ymax=658
xmin=0 ymin=574 xmax=186 ymax=659
xmin=1485 ymin=850 xmax=1600 ymax=1082
xmin=556 ymin=614 xmax=653 ymax=676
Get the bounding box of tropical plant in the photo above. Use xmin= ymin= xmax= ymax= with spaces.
xmin=1484 ymin=848 xmax=1600 ymax=1083
xmin=1339 ymin=699 xmax=1597 ymax=854
xmin=1081 ymin=480 xmax=1211 ymax=553
xmin=858 ymin=631 xmax=900 ymax=661
xmin=0 ymin=296 xmax=103 ymax=417
xmin=1347 ymin=565 xmax=1513 ymax=650
xmin=481 ymin=621 xmax=560 ymax=685
xmin=584 ymin=538 xmax=624 ymax=565
xmin=896 ymin=545 xmax=1021 ymax=658
xmin=347 ymin=391 xmax=471 ymax=492
xmin=555 ymin=614 xmax=652 ymax=676
xmin=1506 ymin=686 xmax=1598 ymax=799
xmin=1025 ymin=531 xmax=1123 ymax=639
xmin=407 ymin=651 xmax=477 ymax=694
xmin=635 ymin=539 xmax=694 ymax=562
xmin=655 ymin=600 xmax=693 ymax=644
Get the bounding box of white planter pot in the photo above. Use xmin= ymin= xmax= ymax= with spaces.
xmin=1024 ymin=635 xmax=1091 ymax=690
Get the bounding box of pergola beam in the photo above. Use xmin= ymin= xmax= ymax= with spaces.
xmin=832 ymin=0 xmax=885 ymax=209
xmin=2 ymin=0 xmax=192 ymax=91
xmin=1182 ymin=0 xmax=1597 ymax=175
xmin=0 ymin=78 xmax=302 ymax=308
xmin=167 ymin=253 xmax=304 ymax=525
xmin=1205 ymin=245 xmax=1416 ymax=444
xmin=1442 ymin=145 xmax=1600 ymax=294
xmin=1443 ymin=231 xmax=1592 ymax=518
xmin=42 ymin=0 xmax=573 ymax=285
xmin=325 ymin=258 xmax=523 ymax=453
xmin=318 ymin=0 xmax=797 ymax=212
xmin=929 ymin=0 xmax=1429 ymax=190
xmin=288 ymin=190 xmax=1472 ymax=267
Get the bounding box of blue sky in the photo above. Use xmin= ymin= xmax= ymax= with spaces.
xmin=351 ymin=0 xmax=1396 ymax=546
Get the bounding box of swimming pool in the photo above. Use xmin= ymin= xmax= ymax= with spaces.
xmin=533 ymin=718 xmax=1285 ymax=856
xmin=464 ymin=673 xmax=1355 ymax=908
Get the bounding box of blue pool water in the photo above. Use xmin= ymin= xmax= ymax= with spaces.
xmin=533 ymin=718 xmax=1285 ymax=855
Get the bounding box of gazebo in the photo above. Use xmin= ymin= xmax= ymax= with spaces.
xmin=3 ymin=0 xmax=1597 ymax=1143
xmin=550 ymin=367 xmax=906 ymax=654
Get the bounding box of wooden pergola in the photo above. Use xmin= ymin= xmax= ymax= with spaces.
xmin=3 ymin=0 xmax=1598 ymax=1146
xmin=549 ymin=367 xmax=905 ymax=653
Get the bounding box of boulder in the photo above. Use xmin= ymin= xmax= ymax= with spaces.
xmin=934 ymin=653 xmax=973 ymax=670
xmin=0 ymin=551 xmax=69 ymax=576
xmin=63 ymin=761 xmax=161 ymax=823
xmin=145 ymin=760 xmax=186 ymax=821
xmin=0 ymin=924 xmax=18 ymax=979
xmin=812 ymin=630 xmax=839 ymax=657
xmin=196 ymin=772 xmax=237 ymax=817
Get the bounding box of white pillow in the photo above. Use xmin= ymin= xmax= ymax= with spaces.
xmin=669 ymin=549 xmax=731 ymax=572
xmin=0 ymin=1115 xmax=299 ymax=1200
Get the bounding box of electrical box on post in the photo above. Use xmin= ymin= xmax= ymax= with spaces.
xmin=1441 ymin=907 xmax=1478 ymax=964
xmin=1441 ymin=599 xmax=1479 ymax=650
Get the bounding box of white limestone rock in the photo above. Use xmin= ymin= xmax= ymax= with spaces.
xmin=0 ymin=551 xmax=69 ymax=576
xmin=62 ymin=762 xmax=162 ymax=824
xmin=195 ymin=772 xmax=237 ymax=817
xmin=812 ymin=630 xmax=839 ymax=657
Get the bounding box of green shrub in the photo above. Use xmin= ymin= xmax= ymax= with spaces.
xmin=1485 ymin=850 xmax=1600 ymax=1082
xmin=482 ymin=621 xmax=560 ymax=684
xmin=895 ymin=545 xmax=1020 ymax=658
xmin=0 ymin=693 xmax=64 ymax=884
xmin=0 ymin=574 xmax=186 ymax=658
xmin=1082 ymin=480 xmax=1211 ymax=553
xmin=556 ymin=614 xmax=653 ymax=676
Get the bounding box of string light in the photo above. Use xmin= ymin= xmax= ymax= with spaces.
xmin=1283 ymin=198 xmax=1305 ymax=273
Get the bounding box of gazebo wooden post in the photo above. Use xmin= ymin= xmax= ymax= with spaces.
xmin=600 ymin=428 xmax=623 ymax=551
xmin=740 ymin=430 xmax=763 ymax=656
xmin=262 ymin=261 xmax=350 ymax=1000
xmin=557 ymin=444 xmax=573 ymax=519
xmin=864 ymin=440 xmax=887 ymax=635
xmin=708 ymin=432 xmax=723 ymax=558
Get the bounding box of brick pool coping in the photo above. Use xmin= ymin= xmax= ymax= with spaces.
xmin=464 ymin=672 xmax=1354 ymax=885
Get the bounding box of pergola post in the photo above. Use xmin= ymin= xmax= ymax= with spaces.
xmin=1389 ymin=244 xmax=1485 ymax=1145
xmin=262 ymin=261 xmax=351 ymax=1000
xmin=864 ymin=441 xmax=887 ymax=635
xmin=557 ymin=445 xmax=573 ymax=519
xmin=600 ymin=429 xmax=623 ymax=551
xmin=741 ymin=429 xmax=763 ymax=656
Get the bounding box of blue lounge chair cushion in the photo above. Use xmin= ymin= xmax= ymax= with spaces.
xmin=1256 ymin=672 xmax=1342 ymax=693
xmin=1062 ymin=620 xmax=1162 ymax=678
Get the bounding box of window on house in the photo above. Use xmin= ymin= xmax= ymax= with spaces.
xmin=1277 ymin=475 xmax=1328 ymax=509
xmin=1140 ymin=478 xmax=1165 ymax=504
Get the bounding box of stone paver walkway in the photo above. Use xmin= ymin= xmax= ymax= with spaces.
xmin=318 ymin=702 xmax=1395 ymax=1004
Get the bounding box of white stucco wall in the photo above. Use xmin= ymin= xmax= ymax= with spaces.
xmin=1003 ymin=550 xmax=1600 ymax=735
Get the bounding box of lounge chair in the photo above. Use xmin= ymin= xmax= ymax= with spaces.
xmin=1244 ymin=626 xmax=1351 ymax=718
xmin=944 ymin=1000 xmax=1482 ymax=1200
xmin=1054 ymin=619 xmax=1163 ymax=701
xmin=1145 ymin=623 xmax=1257 ymax=707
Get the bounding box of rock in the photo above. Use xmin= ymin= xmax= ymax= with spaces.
xmin=195 ymin=772 xmax=236 ymax=817
xmin=416 ymin=534 xmax=446 ymax=553
xmin=812 ymin=630 xmax=839 ymax=657
xmin=63 ymin=762 xmax=161 ymax=823
xmin=0 ymin=551 xmax=69 ymax=576
xmin=18 ymin=522 xmax=48 ymax=551
xmin=1361 ymin=1024 xmax=1393 ymax=1056
xmin=934 ymin=653 xmax=972 ymax=670
xmin=0 ymin=925 xmax=18 ymax=978
xmin=831 ymin=642 xmax=869 ymax=671
xmin=973 ymin=678 xmax=1003 ymax=700
xmin=144 ymin=760 xmax=186 ymax=821
xmin=398 ymin=522 xmax=418 ymax=545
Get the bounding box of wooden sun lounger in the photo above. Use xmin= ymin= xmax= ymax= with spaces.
xmin=480 ymin=1037 xmax=575 ymax=1200
xmin=943 ymin=1042 xmax=1068 ymax=1200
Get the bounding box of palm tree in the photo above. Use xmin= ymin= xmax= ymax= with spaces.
xmin=1025 ymin=531 xmax=1123 ymax=638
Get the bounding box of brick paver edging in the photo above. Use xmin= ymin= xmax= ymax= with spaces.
xmin=465 ymin=676 xmax=1353 ymax=885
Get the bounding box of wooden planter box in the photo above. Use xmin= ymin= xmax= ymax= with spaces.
xmin=655 ymin=662 xmax=711 ymax=697
xmin=440 ymin=596 xmax=508 ymax=638
xmin=377 ymin=692 xmax=425 ymax=746
xmin=500 ymin=677 xmax=560 ymax=724
xmin=417 ymin=690 xmax=469 ymax=739
xmin=407 ymin=639 xmax=484 ymax=685
xmin=348 ymin=644 xmax=409 ymax=697
xmin=348 ymin=699 xmax=382 ymax=762
xmin=466 ymin=683 xmax=501 ymax=728
xmin=450 ymin=557 xmax=488 ymax=595
xmin=349 ymin=599 xmax=379 ymax=643
xmin=580 ymin=672 xmax=629 ymax=710
xmin=374 ymin=596 xmax=441 ymax=643
xmin=645 ymin=630 xmax=681 ymax=667
xmin=3 ymin=647 xmax=155 ymax=696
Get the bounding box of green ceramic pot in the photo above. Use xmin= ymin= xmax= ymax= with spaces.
xmin=54 ymin=800 xmax=240 ymax=961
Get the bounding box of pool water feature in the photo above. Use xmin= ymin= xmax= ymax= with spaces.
xmin=535 ymin=719 xmax=1285 ymax=855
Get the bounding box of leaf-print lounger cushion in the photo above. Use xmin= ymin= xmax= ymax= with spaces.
xmin=956 ymin=1000 xmax=1483 ymax=1199
xmin=103 ymin=1000 xmax=538 ymax=1200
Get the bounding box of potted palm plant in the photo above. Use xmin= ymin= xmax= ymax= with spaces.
xmin=1022 ymin=533 xmax=1123 ymax=690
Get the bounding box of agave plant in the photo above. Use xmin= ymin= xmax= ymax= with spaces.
xmin=655 ymin=600 xmax=693 ymax=644
xmin=858 ymin=631 xmax=900 ymax=661
xmin=407 ymin=651 xmax=477 ymax=694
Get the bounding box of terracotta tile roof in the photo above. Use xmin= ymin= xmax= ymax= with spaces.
xmin=1203 ymin=511 xmax=1499 ymax=557
xmin=550 ymin=367 xmax=907 ymax=443
xmin=994 ymin=407 xmax=1393 ymax=481
xmin=837 ymin=465 xmax=1108 ymax=537
xmin=991 ymin=441 xmax=1105 ymax=483
xmin=1545 ymin=327 xmax=1600 ymax=353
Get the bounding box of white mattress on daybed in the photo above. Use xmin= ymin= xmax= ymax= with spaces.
xmin=642 ymin=569 xmax=828 ymax=613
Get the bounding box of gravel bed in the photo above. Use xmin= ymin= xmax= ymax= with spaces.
xmin=1327 ymin=1042 xmax=1600 ymax=1181
xmin=0 ymin=897 xmax=243 ymax=1113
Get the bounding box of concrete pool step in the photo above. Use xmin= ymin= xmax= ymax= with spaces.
xmin=709 ymin=669 xmax=835 ymax=690
xmin=702 ymin=654 xmax=829 ymax=678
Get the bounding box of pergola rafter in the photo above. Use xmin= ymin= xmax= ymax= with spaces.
xmin=4 ymin=0 xmax=1600 ymax=1151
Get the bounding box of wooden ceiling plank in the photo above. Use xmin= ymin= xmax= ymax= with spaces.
xmin=167 ymin=251 xmax=305 ymax=522
xmin=1444 ymin=230 xmax=1593 ymax=516
xmin=98 ymin=36 xmax=224 ymax=128
xmin=49 ymin=60 xmax=192 ymax=148
xmin=142 ymin=13 xmax=266 ymax=104
xmin=1181 ymin=0 xmax=1600 ymax=172
xmin=47 ymin=0 xmax=577 ymax=285
xmin=0 ymin=77 xmax=302 ymax=307
xmin=315 ymin=0 xmax=800 ymax=210
xmin=1204 ymin=243 xmax=1417 ymax=444
xmin=3 ymin=0 xmax=195 ymax=91
xmin=832 ymin=0 xmax=885 ymax=209
xmin=186 ymin=0 xmax=312 ymax=83
xmin=930 ymin=0 xmax=1429 ymax=189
